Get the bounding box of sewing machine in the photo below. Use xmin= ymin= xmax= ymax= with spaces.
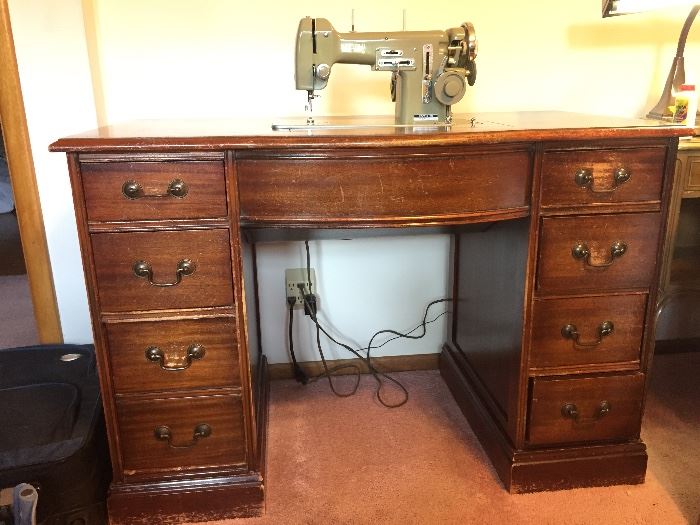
xmin=294 ymin=17 xmax=477 ymax=125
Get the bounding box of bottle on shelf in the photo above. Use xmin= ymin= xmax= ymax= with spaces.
xmin=672 ymin=84 xmax=698 ymax=127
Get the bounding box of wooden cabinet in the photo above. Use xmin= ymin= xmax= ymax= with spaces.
xmin=56 ymin=151 xmax=263 ymax=524
xmin=444 ymin=138 xmax=676 ymax=492
xmin=51 ymin=114 xmax=686 ymax=523
xmin=657 ymin=138 xmax=700 ymax=350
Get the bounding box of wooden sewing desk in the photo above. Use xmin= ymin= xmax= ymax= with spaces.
xmin=51 ymin=112 xmax=689 ymax=524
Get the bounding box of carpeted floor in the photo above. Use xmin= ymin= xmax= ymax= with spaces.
xmin=196 ymin=354 xmax=699 ymax=525
xmin=0 ymin=210 xmax=38 ymax=349
xmin=0 ymin=274 xmax=39 ymax=349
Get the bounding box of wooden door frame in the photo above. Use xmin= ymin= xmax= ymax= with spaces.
xmin=0 ymin=0 xmax=62 ymax=343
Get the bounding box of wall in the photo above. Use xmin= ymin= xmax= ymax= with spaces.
xmin=8 ymin=0 xmax=97 ymax=342
xmin=9 ymin=1 xmax=700 ymax=361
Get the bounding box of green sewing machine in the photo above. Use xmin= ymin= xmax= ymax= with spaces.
xmin=294 ymin=16 xmax=477 ymax=126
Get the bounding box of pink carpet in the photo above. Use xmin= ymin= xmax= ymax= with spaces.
xmin=0 ymin=274 xmax=38 ymax=349
xmin=195 ymin=352 xmax=699 ymax=525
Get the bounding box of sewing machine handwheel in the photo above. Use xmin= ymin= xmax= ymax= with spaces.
xmin=466 ymin=60 xmax=477 ymax=87
xmin=435 ymin=72 xmax=467 ymax=106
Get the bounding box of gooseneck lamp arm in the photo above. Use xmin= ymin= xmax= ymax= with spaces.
xmin=647 ymin=5 xmax=700 ymax=119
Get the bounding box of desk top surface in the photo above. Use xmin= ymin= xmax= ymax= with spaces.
xmin=50 ymin=111 xmax=691 ymax=153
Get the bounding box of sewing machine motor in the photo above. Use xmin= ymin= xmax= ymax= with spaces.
xmin=295 ymin=17 xmax=477 ymax=125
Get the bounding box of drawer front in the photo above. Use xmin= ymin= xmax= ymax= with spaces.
xmin=82 ymin=161 xmax=227 ymax=221
xmin=537 ymin=213 xmax=661 ymax=294
xmin=91 ymin=228 xmax=234 ymax=312
xmin=116 ymin=394 xmax=246 ymax=477
xmin=237 ymin=150 xmax=531 ymax=223
xmin=686 ymin=155 xmax=700 ymax=192
xmin=541 ymin=147 xmax=665 ymax=207
xmin=530 ymin=294 xmax=646 ymax=369
xmin=105 ymin=317 xmax=240 ymax=394
xmin=527 ymin=373 xmax=644 ymax=446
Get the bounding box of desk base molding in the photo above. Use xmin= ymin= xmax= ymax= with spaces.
xmin=440 ymin=345 xmax=648 ymax=493
xmin=107 ymin=476 xmax=264 ymax=525
xmin=267 ymin=353 xmax=440 ymax=380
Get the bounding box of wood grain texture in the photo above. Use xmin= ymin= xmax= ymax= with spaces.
xmin=454 ymin=218 xmax=529 ymax=432
xmin=108 ymin=477 xmax=264 ymax=524
xmin=105 ymin=316 xmax=240 ymax=394
xmin=81 ymin=160 xmax=227 ymax=221
xmin=537 ymin=213 xmax=662 ymax=294
xmin=686 ymin=154 xmax=700 ymax=193
xmin=509 ymin=445 xmax=647 ymax=493
xmin=527 ymin=373 xmax=644 ymax=446
xmin=441 ymin=344 xmax=647 ymax=493
xmin=530 ymin=293 xmax=647 ymax=371
xmin=115 ymin=393 xmax=246 ymax=478
xmin=657 ymin=144 xmax=700 ymax=349
xmin=53 ymin=118 xmax=684 ymax=516
xmin=91 ymin=228 xmax=233 ymax=312
xmin=48 ymin=113 xmax=692 ymax=154
xmin=237 ymin=148 xmax=532 ymax=224
xmin=540 ymin=147 xmax=665 ymax=207
xmin=268 ymin=353 xmax=440 ymax=380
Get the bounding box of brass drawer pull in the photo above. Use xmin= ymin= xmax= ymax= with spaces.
xmin=574 ymin=167 xmax=630 ymax=193
xmin=561 ymin=401 xmax=612 ymax=423
xmin=571 ymin=241 xmax=627 ymax=268
xmin=560 ymin=320 xmax=614 ymax=349
xmin=133 ymin=259 xmax=196 ymax=287
xmin=145 ymin=344 xmax=205 ymax=371
xmin=122 ymin=179 xmax=189 ymax=199
xmin=154 ymin=423 xmax=212 ymax=449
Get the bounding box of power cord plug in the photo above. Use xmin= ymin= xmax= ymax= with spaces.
xmin=296 ymin=283 xmax=317 ymax=317
xmin=303 ymin=293 xmax=317 ymax=317
xmin=287 ymin=295 xmax=308 ymax=384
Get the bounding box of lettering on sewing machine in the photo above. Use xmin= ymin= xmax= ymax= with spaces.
xmin=292 ymin=16 xmax=477 ymax=127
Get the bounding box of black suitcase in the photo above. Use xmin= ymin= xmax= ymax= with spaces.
xmin=0 ymin=345 xmax=110 ymax=525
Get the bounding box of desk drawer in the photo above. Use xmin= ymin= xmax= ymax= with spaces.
xmin=541 ymin=147 xmax=665 ymax=207
xmin=527 ymin=373 xmax=644 ymax=446
xmin=530 ymin=294 xmax=646 ymax=370
xmin=105 ymin=317 xmax=240 ymax=394
xmin=116 ymin=393 xmax=246 ymax=478
xmin=685 ymin=155 xmax=700 ymax=192
xmin=82 ymin=160 xmax=227 ymax=221
xmin=236 ymin=150 xmax=531 ymax=224
xmin=537 ymin=213 xmax=661 ymax=294
xmin=91 ymin=228 xmax=233 ymax=312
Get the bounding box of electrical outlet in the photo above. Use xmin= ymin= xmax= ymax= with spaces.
xmin=285 ymin=268 xmax=317 ymax=309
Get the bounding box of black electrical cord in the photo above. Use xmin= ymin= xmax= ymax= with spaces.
xmin=296 ymin=241 xmax=452 ymax=408
xmin=361 ymin=308 xmax=450 ymax=354
xmin=296 ymin=281 xmax=361 ymax=396
xmin=298 ymin=285 xmax=407 ymax=407
xmin=313 ymin=316 xmax=362 ymax=397
xmin=287 ymin=296 xmax=309 ymax=384
xmin=365 ymin=298 xmax=452 ymax=362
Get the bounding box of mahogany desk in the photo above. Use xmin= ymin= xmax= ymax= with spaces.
xmin=51 ymin=112 xmax=689 ymax=524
